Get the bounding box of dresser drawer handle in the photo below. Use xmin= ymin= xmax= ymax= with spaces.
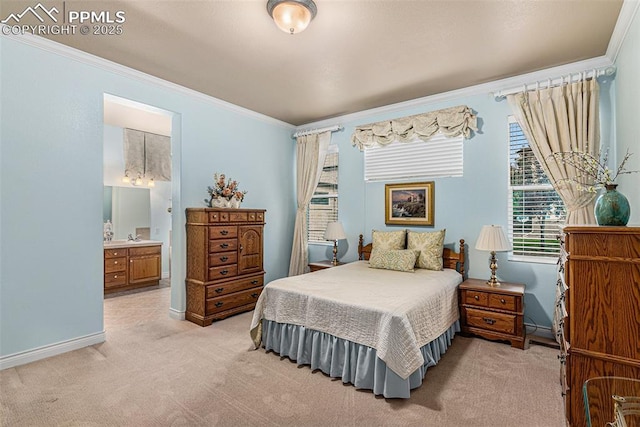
xmin=114 ymin=261 xmax=118 ymax=264
xmin=114 ymin=275 xmax=118 ymax=278
xmin=251 ymin=280 xmax=259 ymax=285
xmin=215 ymin=287 xmax=224 ymax=293
xmin=482 ymin=317 xmax=496 ymax=325
xmin=220 ymin=230 xmax=229 ymax=236
xmin=500 ymin=298 xmax=506 ymax=304
xmin=113 ymin=252 xmax=118 ymax=256
xmin=251 ymin=293 xmax=259 ymax=298
xmin=220 ymin=256 xmax=228 ymax=262
xmin=214 ymin=302 xmax=224 ymax=308
xmin=220 ymin=270 xmax=229 ymax=275
xmin=474 ymin=295 xmax=479 ymax=301
xmin=220 ymin=243 xmax=229 ymax=248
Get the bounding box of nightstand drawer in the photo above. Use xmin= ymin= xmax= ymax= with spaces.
xmin=464 ymin=290 xmax=489 ymax=307
xmin=488 ymin=293 xmax=517 ymax=311
xmin=465 ymin=307 xmax=515 ymax=335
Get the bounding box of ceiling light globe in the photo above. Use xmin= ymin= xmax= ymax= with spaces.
xmin=267 ymin=0 xmax=317 ymax=35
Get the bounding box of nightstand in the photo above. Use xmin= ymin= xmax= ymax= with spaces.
xmin=459 ymin=278 xmax=526 ymax=349
xmin=308 ymin=260 xmax=345 ymax=272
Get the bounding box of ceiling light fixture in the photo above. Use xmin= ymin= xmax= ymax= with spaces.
xmin=267 ymin=0 xmax=317 ymax=35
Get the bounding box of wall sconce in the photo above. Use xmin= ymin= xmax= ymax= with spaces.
xmin=267 ymin=0 xmax=317 ymax=35
xmin=324 ymin=221 xmax=346 ymax=265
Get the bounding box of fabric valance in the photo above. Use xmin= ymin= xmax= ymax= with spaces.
xmin=124 ymin=128 xmax=171 ymax=181
xmin=350 ymin=105 xmax=478 ymax=150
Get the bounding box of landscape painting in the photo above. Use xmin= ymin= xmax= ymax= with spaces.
xmin=385 ymin=182 xmax=434 ymax=226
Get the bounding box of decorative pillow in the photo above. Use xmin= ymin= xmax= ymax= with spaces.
xmin=407 ymin=229 xmax=446 ymax=271
xmin=371 ymin=229 xmax=406 ymax=250
xmin=369 ymin=248 xmax=417 ymax=272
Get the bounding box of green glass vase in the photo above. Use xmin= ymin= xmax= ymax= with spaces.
xmin=594 ymin=184 xmax=630 ymax=226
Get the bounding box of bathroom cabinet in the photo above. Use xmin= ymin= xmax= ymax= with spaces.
xmin=104 ymin=241 xmax=162 ymax=293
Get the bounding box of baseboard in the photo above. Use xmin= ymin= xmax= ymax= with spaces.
xmin=525 ymin=323 xmax=554 ymax=340
xmin=169 ymin=307 xmax=185 ymax=320
xmin=0 ymin=331 xmax=106 ymax=370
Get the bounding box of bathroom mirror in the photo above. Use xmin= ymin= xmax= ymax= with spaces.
xmin=103 ymin=186 xmax=151 ymax=240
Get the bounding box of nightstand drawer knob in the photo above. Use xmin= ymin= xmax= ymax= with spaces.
xmin=500 ymin=298 xmax=506 ymax=304
xmin=251 ymin=293 xmax=259 ymax=298
xmin=474 ymin=295 xmax=479 ymax=301
xmin=482 ymin=317 xmax=496 ymax=325
xmin=251 ymin=280 xmax=258 ymax=285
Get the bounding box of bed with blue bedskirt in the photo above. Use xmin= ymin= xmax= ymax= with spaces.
xmin=249 ymin=235 xmax=465 ymax=398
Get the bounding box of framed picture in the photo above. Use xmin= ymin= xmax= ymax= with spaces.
xmin=384 ymin=181 xmax=435 ymax=226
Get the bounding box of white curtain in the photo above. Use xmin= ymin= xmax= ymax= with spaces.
xmin=507 ymin=79 xmax=600 ymax=225
xmin=288 ymin=131 xmax=331 ymax=276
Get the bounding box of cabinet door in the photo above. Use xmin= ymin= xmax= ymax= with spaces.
xmin=129 ymin=254 xmax=161 ymax=284
xmin=238 ymin=225 xmax=263 ymax=275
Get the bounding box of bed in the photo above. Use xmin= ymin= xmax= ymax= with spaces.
xmin=250 ymin=233 xmax=466 ymax=398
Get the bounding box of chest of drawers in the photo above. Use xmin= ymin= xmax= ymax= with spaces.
xmin=186 ymin=208 xmax=266 ymax=326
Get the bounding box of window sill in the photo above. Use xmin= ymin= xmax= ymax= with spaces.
xmin=309 ymin=241 xmax=333 ymax=247
xmin=508 ymin=255 xmax=558 ymax=265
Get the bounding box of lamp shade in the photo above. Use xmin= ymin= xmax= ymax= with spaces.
xmin=324 ymin=221 xmax=346 ymax=241
xmin=475 ymin=225 xmax=511 ymax=252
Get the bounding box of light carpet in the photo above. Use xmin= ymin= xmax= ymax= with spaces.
xmin=0 ymin=287 xmax=565 ymax=426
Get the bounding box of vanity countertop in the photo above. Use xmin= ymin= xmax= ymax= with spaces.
xmin=103 ymin=240 xmax=162 ymax=249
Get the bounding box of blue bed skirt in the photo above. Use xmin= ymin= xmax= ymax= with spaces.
xmin=262 ymin=319 xmax=460 ymax=398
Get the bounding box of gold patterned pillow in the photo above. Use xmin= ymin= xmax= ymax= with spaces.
xmin=407 ymin=229 xmax=446 ymax=271
xmin=369 ymin=249 xmax=417 ymax=272
xmin=371 ymin=229 xmax=406 ymax=250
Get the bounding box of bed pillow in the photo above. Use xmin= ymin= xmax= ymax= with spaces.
xmin=407 ymin=229 xmax=446 ymax=271
xmin=371 ymin=229 xmax=406 ymax=250
xmin=369 ymin=248 xmax=417 ymax=272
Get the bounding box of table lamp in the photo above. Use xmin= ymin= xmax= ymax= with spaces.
xmin=475 ymin=225 xmax=511 ymax=286
xmin=324 ymin=221 xmax=346 ymax=265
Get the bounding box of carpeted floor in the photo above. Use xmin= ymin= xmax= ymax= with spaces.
xmin=0 ymin=287 xmax=565 ymax=426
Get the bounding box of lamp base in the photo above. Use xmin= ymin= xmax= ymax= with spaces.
xmin=486 ymin=250 xmax=500 ymax=287
xmin=331 ymin=240 xmax=339 ymax=265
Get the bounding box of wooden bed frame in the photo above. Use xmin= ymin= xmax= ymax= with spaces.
xmin=357 ymin=234 xmax=466 ymax=277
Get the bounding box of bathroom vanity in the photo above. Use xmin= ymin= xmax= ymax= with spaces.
xmin=103 ymin=240 xmax=162 ymax=294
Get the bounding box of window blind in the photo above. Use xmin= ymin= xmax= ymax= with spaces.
xmin=508 ymin=117 xmax=566 ymax=260
xmin=308 ymin=146 xmax=338 ymax=243
xmin=364 ymin=133 xmax=463 ymax=181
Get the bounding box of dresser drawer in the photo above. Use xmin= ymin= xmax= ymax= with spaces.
xmin=104 ymin=272 xmax=127 ymax=288
xmin=465 ymin=307 xmax=515 ymax=335
xmin=208 ymin=264 xmax=238 ymax=281
xmin=105 ymin=257 xmax=127 ymax=273
xmin=209 ymin=239 xmax=238 ymax=253
xmin=104 ymin=248 xmax=127 ymax=258
xmin=206 ymin=287 xmax=262 ymax=314
xmin=464 ymin=290 xmax=489 ymax=307
xmin=209 ymin=226 xmax=237 ymax=240
xmin=229 ymin=211 xmax=248 ymax=222
xmin=209 ymin=251 xmax=237 ymax=267
xmin=488 ymin=293 xmax=517 ymax=311
xmin=206 ymin=275 xmax=263 ymax=298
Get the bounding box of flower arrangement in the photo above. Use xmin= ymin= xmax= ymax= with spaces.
xmin=549 ymin=148 xmax=638 ymax=193
xmin=205 ymin=173 xmax=247 ymax=207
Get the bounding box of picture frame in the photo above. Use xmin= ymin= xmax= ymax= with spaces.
xmin=384 ymin=181 xmax=435 ymax=226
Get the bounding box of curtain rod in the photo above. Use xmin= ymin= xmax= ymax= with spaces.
xmin=493 ymin=65 xmax=616 ymax=100
xmin=291 ymin=125 xmax=344 ymax=139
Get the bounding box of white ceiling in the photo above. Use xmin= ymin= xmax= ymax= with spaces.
xmin=1 ymin=0 xmax=626 ymax=125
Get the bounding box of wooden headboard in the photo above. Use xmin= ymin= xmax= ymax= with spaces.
xmin=357 ymin=234 xmax=466 ymax=276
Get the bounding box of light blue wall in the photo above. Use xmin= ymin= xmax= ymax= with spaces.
xmin=0 ymin=37 xmax=295 ymax=357
xmin=614 ymin=7 xmax=640 ymax=223
xmin=309 ymin=80 xmax=616 ymax=331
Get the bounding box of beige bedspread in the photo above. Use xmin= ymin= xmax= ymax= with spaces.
xmin=250 ymin=261 xmax=462 ymax=379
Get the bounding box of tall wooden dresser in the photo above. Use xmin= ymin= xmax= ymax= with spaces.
xmin=186 ymin=208 xmax=266 ymax=326
xmin=558 ymin=226 xmax=640 ymax=426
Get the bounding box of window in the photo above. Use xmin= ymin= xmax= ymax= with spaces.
xmin=308 ymin=145 xmax=338 ymax=243
xmin=364 ymin=133 xmax=463 ymax=181
xmin=508 ymin=117 xmax=566 ymax=261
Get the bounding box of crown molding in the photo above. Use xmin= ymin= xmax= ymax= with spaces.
xmin=297 ymin=56 xmax=615 ymax=131
xmin=606 ymin=0 xmax=640 ymax=62
xmin=1 ymin=28 xmax=295 ymax=131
